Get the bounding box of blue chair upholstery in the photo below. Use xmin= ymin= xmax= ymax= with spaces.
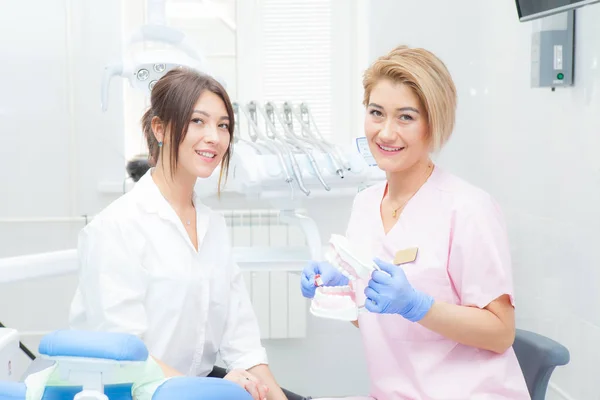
xmin=39 ymin=330 xmax=148 ymax=361
xmin=39 ymin=384 xmax=133 ymax=400
xmin=513 ymin=328 xmax=570 ymax=400
xmin=153 ymin=377 xmax=253 ymax=400
xmin=0 ymin=381 xmax=134 ymax=400
xmin=0 ymin=380 xmax=250 ymax=400
xmin=0 ymin=381 xmax=26 ymax=400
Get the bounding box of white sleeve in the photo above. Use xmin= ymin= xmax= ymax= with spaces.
xmin=218 ymin=258 xmax=268 ymax=371
xmin=71 ymin=219 xmax=149 ymax=336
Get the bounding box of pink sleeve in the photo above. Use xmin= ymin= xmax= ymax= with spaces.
xmin=447 ymin=195 xmax=515 ymax=309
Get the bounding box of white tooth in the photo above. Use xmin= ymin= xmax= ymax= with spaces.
xmin=380 ymin=144 xmax=401 ymax=151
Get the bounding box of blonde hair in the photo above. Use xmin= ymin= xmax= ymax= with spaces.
xmin=363 ymin=45 xmax=457 ymax=151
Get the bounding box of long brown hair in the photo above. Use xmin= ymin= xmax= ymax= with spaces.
xmin=141 ymin=68 xmax=234 ymax=192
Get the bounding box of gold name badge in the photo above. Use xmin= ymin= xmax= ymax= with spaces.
xmin=393 ymin=247 xmax=418 ymax=265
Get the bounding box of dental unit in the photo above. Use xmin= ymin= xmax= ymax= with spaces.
xmin=96 ymin=0 xmax=386 ymax=269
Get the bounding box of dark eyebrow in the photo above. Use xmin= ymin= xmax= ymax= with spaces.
xmin=192 ymin=109 xmax=230 ymax=121
xmin=367 ymin=103 xmax=420 ymax=114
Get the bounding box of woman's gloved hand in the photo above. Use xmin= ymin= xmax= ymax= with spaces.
xmin=300 ymin=261 xmax=349 ymax=299
xmin=364 ymin=258 xmax=434 ymax=322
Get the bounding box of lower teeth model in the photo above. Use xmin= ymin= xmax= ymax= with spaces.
xmin=310 ymin=285 xmax=361 ymax=321
xmin=309 ymin=234 xmax=379 ymax=321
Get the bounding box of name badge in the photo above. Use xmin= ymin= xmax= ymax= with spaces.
xmin=393 ymin=247 xmax=418 ymax=265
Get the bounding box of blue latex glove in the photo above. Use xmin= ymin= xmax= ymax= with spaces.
xmin=364 ymin=258 xmax=434 ymax=322
xmin=300 ymin=261 xmax=349 ymax=299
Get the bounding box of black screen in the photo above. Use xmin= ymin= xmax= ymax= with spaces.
xmin=517 ymin=0 xmax=586 ymax=17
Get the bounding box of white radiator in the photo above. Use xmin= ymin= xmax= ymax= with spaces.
xmin=222 ymin=210 xmax=309 ymax=339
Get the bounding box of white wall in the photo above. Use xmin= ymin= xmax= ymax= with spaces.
xmin=0 ymin=0 xmax=126 ymax=380
xmin=369 ymin=1 xmax=600 ymax=399
xmin=0 ymin=0 xmax=126 ymax=258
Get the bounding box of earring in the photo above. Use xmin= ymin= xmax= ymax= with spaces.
xmin=158 ymin=141 xmax=163 ymax=148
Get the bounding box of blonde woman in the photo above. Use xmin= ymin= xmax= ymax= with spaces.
xmin=301 ymin=46 xmax=530 ymax=399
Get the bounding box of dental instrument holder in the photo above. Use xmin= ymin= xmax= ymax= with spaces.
xmin=242 ymin=101 xmax=296 ymax=196
xmin=290 ymin=102 xmax=350 ymax=178
xmin=227 ymin=101 xmax=381 ymax=200
xmin=269 ymin=102 xmax=331 ymax=192
xmin=262 ymin=103 xmax=312 ymax=196
xmin=195 ymin=100 xmax=385 ymax=272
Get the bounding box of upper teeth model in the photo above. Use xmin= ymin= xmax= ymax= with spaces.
xmin=309 ymin=234 xmax=378 ymax=321
xmin=325 ymin=234 xmax=380 ymax=280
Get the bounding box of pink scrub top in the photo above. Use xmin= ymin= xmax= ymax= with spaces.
xmin=342 ymin=166 xmax=530 ymax=400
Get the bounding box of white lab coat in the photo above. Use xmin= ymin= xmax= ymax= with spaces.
xmin=69 ymin=169 xmax=268 ymax=376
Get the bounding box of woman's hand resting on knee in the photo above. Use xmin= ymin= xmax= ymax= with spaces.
xmin=224 ymin=368 xmax=270 ymax=400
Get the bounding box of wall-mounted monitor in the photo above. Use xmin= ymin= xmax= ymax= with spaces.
xmin=516 ymin=0 xmax=600 ymax=21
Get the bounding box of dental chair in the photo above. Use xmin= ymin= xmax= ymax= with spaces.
xmin=512 ymin=328 xmax=570 ymax=400
xmin=0 ymin=329 xmax=252 ymax=400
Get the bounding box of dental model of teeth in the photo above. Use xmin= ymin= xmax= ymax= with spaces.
xmin=309 ymin=234 xmax=379 ymax=321
xmin=310 ymin=285 xmax=361 ymax=321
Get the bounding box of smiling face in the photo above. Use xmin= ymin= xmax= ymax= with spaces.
xmin=144 ymin=69 xmax=235 ymax=189
xmin=176 ymin=91 xmax=231 ymax=179
xmin=361 ymin=46 xmax=458 ymax=165
xmin=364 ymin=79 xmax=431 ymax=173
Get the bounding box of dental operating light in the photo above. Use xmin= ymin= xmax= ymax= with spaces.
xmin=100 ymin=0 xmax=220 ymax=111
